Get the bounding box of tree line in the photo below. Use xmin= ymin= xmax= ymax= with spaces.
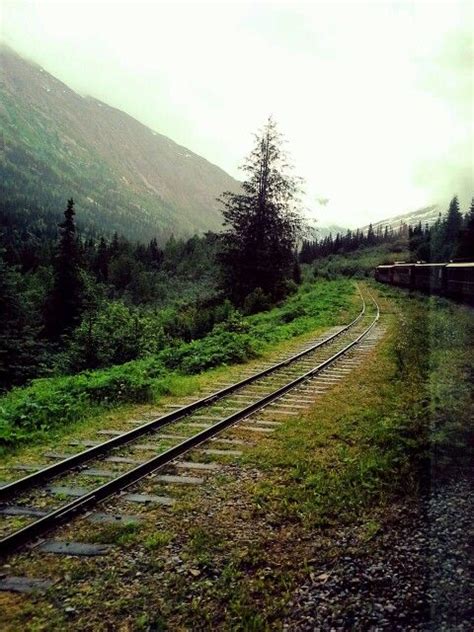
xmin=0 ymin=200 xmax=227 ymax=389
xmin=6 ymin=114 xmax=469 ymax=394
xmin=300 ymin=196 xmax=474 ymax=264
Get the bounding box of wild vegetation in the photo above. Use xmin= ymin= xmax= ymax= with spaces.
xmin=0 ymin=208 xmax=223 ymax=390
xmin=0 ymin=278 xmax=356 ymax=451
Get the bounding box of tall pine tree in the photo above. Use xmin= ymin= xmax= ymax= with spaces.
xmin=219 ymin=118 xmax=304 ymax=303
xmin=443 ymin=196 xmax=463 ymax=260
xmin=44 ymin=199 xmax=84 ymax=339
xmin=0 ymin=251 xmax=42 ymax=389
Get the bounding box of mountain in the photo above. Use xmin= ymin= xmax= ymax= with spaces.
xmin=360 ymin=204 xmax=444 ymax=235
xmin=0 ymin=45 xmax=240 ymax=241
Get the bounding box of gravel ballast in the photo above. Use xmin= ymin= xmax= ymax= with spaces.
xmin=284 ymin=476 xmax=473 ymax=630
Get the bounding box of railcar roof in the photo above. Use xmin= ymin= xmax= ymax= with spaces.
xmin=414 ymin=263 xmax=446 ymax=267
xmin=446 ymin=262 xmax=474 ymax=268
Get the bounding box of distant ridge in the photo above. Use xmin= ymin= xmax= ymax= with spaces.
xmin=360 ymin=205 xmax=443 ymax=234
xmin=0 ymin=45 xmax=240 ymax=240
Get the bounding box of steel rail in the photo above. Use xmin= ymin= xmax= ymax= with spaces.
xmin=0 ymin=293 xmax=379 ymax=558
xmin=0 ymin=294 xmax=366 ymax=501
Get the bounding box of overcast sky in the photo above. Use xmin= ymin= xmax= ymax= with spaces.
xmin=2 ymin=0 xmax=473 ymax=227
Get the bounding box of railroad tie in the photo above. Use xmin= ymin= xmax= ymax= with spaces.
xmin=174 ymin=461 xmax=220 ymax=471
xmin=153 ymin=474 xmax=204 ymax=485
xmin=0 ymin=505 xmax=48 ymax=517
xmin=37 ymin=540 xmax=112 ymax=556
xmin=87 ymin=512 xmax=141 ymax=525
xmin=201 ymin=449 xmax=243 ymax=456
xmin=123 ymin=493 xmax=175 ymax=505
xmin=0 ymin=576 xmax=56 ymax=594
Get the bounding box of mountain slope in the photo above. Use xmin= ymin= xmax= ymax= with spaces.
xmin=0 ymin=45 xmax=239 ymax=240
xmin=360 ymin=204 xmax=443 ymax=234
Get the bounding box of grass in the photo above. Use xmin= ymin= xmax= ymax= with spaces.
xmin=246 ymin=284 xmax=474 ymax=528
xmin=310 ymin=241 xmax=411 ymax=279
xmin=1 ymin=284 xmax=472 ymax=630
xmin=0 ymin=278 xmax=358 ymax=452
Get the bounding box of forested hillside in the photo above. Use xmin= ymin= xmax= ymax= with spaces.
xmin=0 ymin=45 xmax=240 ymax=240
xmin=301 ymin=196 xmax=474 ymax=269
xmin=0 ymin=119 xmax=305 ymax=392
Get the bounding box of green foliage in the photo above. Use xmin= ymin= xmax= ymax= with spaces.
xmin=0 ymin=250 xmax=47 ymax=389
xmin=160 ymin=325 xmax=257 ymax=375
xmin=457 ymin=197 xmax=474 ymax=259
xmin=0 ymin=357 xmax=161 ymax=449
xmin=144 ymin=531 xmax=173 ymax=550
xmin=312 ymin=243 xmax=410 ymax=279
xmin=44 ymin=199 xmax=85 ymax=339
xmin=242 ymin=287 xmax=272 ymax=315
xmin=0 ymin=205 xmax=224 ymax=386
xmin=65 ymin=301 xmax=168 ymax=370
xmin=0 ymin=279 xmax=356 ymax=450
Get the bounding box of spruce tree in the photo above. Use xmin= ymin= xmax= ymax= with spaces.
xmin=95 ymin=237 xmax=109 ymax=283
xmin=0 ymin=251 xmax=42 ymax=389
xmin=366 ymin=224 xmax=376 ymax=245
xmin=44 ymin=198 xmax=84 ymax=339
xmin=292 ymin=258 xmax=302 ymax=284
xmin=219 ymin=118 xmax=304 ymax=303
xmin=444 ymin=196 xmax=463 ymax=260
xmin=457 ymin=197 xmax=474 ymax=259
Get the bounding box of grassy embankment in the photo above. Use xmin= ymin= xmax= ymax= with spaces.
xmin=309 ymin=242 xmax=410 ymax=279
xmin=0 ymin=278 xmax=358 ymax=452
xmin=2 ymin=284 xmax=472 ymax=631
xmin=146 ymin=285 xmax=473 ymax=628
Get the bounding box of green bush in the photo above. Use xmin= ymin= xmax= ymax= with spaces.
xmin=0 ymin=358 xmax=159 ymax=449
xmin=66 ymin=301 xmax=168 ymax=370
xmin=243 ymin=287 xmax=272 ymax=315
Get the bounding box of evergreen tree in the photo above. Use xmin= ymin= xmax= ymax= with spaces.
xmin=219 ymin=118 xmax=304 ymax=303
xmin=366 ymin=223 xmax=376 ymax=245
xmin=457 ymin=197 xmax=474 ymax=259
xmin=148 ymin=237 xmax=163 ymax=268
xmin=292 ymin=258 xmax=302 ymax=284
xmin=94 ymin=237 xmax=109 ymax=282
xmin=44 ymin=199 xmax=84 ymax=339
xmin=443 ymin=196 xmax=463 ymax=260
xmin=0 ymin=251 xmax=42 ymax=389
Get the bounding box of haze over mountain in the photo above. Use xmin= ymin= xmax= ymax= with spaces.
xmin=360 ymin=205 xmax=445 ymax=235
xmin=0 ymin=45 xmax=240 ymax=240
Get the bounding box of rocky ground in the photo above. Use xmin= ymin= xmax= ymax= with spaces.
xmin=284 ymin=475 xmax=473 ymax=630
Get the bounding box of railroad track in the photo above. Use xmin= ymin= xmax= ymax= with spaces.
xmin=0 ymin=288 xmax=380 ymax=566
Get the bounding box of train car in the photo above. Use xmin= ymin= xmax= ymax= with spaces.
xmin=375 ymin=261 xmax=474 ymax=304
xmin=413 ymin=263 xmax=446 ymax=294
xmin=374 ymin=265 xmax=394 ymax=284
xmin=391 ymin=263 xmax=415 ymax=289
xmin=445 ymin=263 xmax=474 ymax=302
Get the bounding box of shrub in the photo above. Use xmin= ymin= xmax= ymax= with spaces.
xmin=243 ymin=287 xmax=272 ymax=315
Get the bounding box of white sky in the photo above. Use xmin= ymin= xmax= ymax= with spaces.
xmin=1 ymin=0 xmax=473 ymax=227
